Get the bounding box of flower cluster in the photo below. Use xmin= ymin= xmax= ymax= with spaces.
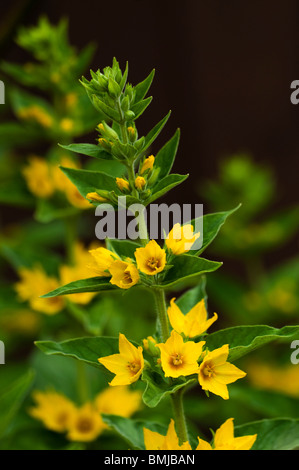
xmin=29 ymin=386 xmax=142 ymax=443
xmin=98 ymin=300 xmax=246 ymax=401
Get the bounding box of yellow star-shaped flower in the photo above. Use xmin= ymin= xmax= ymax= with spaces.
xmin=135 ymin=239 xmax=166 ymax=276
xmin=196 ymin=418 xmax=257 ymax=450
xmin=156 ymin=330 xmax=205 ymax=378
xmin=98 ymin=333 xmax=144 ymax=386
xmin=144 ymin=419 xmax=192 ymax=450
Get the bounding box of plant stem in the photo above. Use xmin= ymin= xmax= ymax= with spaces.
xmin=171 ymin=389 xmax=189 ymax=444
xmin=76 ymin=361 xmax=90 ymax=405
xmin=153 ymin=288 xmax=169 ymax=341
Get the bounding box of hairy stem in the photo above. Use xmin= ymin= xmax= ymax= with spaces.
xmin=171 ymin=389 xmax=189 ymax=444
xmin=153 ymin=288 xmax=170 ymax=342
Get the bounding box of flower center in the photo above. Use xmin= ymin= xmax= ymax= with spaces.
xmin=122 ymin=271 xmax=133 ymax=284
xmin=203 ymin=363 xmax=215 ymax=377
xmin=56 ymin=411 xmax=69 ymax=427
xmin=147 ymin=257 xmax=159 ymax=270
xmin=171 ymin=354 xmax=183 ymax=366
xmin=128 ymin=361 xmax=141 ymax=374
xmin=76 ymin=417 xmax=94 ymax=433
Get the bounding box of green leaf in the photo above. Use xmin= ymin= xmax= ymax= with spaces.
xmin=60 ymin=167 xmax=118 ymax=199
xmin=154 ymin=129 xmax=180 ymax=180
xmin=176 ymin=278 xmax=207 ymax=313
xmin=131 ymin=96 xmax=152 ymax=120
xmin=91 ymin=95 xmax=120 ymax=121
xmin=205 ymin=325 xmax=299 ymax=362
xmin=41 ymin=277 xmax=115 ymax=298
xmin=190 ymin=205 xmax=241 ymax=256
xmin=143 ymin=112 xmax=171 ymax=153
xmin=235 ymin=418 xmax=299 ymax=450
xmin=59 ymin=143 xmax=111 ymax=160
xmin=101 ymin=414 xmax=166 ymax=450
xmin=141 ymin=368 xmax=196 ymax=408
xmin=160 ymin=255 xmax=222 ymax=289
xmin=134 ymin=69 xmax=155 ymax=103
xmin=106 ymin=239 xmax=141 ymax=259
xmin=35 ymin=336 xmax=121 ymax=372
xmin=0 ymin=370 xmax=35 ymax=438
xmin=146 ymin=174 xmax=189 ymax=204
xmin=35 ymin=198 xmax=79 ymax=223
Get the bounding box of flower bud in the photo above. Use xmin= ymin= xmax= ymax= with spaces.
xmin=135 ymin=176 xmax=146 ymax=191
xmin=140 ymin=155 xmax=155 ymax=175
xmin=116 ymin=177 xmax=130 ymax=192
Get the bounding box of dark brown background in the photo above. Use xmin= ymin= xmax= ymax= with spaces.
xmin=1 ymin=0 xmax=298 ymax=212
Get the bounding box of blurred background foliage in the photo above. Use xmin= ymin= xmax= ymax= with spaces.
xmin=0 ymin=7 xmax=298 ymax=450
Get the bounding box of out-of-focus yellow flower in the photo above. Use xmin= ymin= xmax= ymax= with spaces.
xmin=156 ymin=330 xmax=205 ymax=378
xmin=60 ymin=118 xmax=74 ymax=132
xmin=65 ymin=92 xmax=78 ymax=108
xmin=66 ymin=403 xmax=105 ymax=442
xmin=167 ymin=298 xmax=218 ymax=338
xmin=140 ymin=155 xmax=155 ymax=175
xmin=95 ymin=386 xmax=142 ymax=419
xmin=29 ymin=390 xmax=77 ymax=433
xmin=135 ymin=176 xmax=146 ymax=190
xmin=89 ymin=247 xmax=119 ymax=277
xmin=22 ymin=156 xmax=55 ymax=198
xmin=109 ymin=260 xmax=140 ymax=289
xmin=246 ymin=361 xmax=299 ymax=397
xmin=98 ymin=333 xmax=144 ymax=386
xmin=18 ymin=106 xmax=53 ymax=128
xmin=135 ymin=240 xmax=166 ymax=276
xmin=143 ymin=419 xmax=192 ymax=450
xmin=64 ymin=184 xmax=91 ymax=209
xmin=166 ymin=223 xmax=200 ymax=255
xmin=0 ymin=310 xmax=40 ymax=335
xmin=15 ymin=266 xmax=65 ymax=315
xmin=196 ymin=418 xmax=257 ymax=450
xmin=86 ymin=192 xmax=108 ymax=203
xmin=59 ymin=242 xmax=100 ymax=304
xmin=50 ymin=156 xmax=78 ymax=191
xmin=116 ymin=177 xmax=130 ymax=192
xmin=198 ymin=345 xmax=246 ymax=400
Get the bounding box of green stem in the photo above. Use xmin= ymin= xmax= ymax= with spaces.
xmin=153 ymin=288 xmax=169 ymax=341
xmin=171 ymin=389 xmax=189 ymax=444
xmin=76 ymin=361 xmax=90 ymax=405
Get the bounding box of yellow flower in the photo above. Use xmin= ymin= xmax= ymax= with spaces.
xmin=0 ymin=310 xmax=40 ymax=335
xmin=142 ymin=336 xmax=157 ymax=351
xmin=29 ymin=390 xmax=77 ymax=433
xmin=64 ymin=184 xmax=91 ymax=209
xmin=60 ymin=242 xmax=102 ymax=305
xmin=246 ymin=361 xmax=299 ymax=398
xmin=109 ymin=259 xmax=140 ymax=289
xmin=196 ymin=418 xmax=257 ymax=450
xmin=98 ymin=333 xmax=144 ymax=386
xmin=167 ymin=298 xmax=218 ymax=338
xmin=66 ymin=403 xmax=106 ymax=442
xmin=144 ymin=419 xmax=192 ymax=450
xmin=135 ymin=240 xmax=166 ymax=276
xmin=15 ymin=266 xmax=65 ymax=315
xmin=135 ymin=176 xmax=146 ymax=190
xmin=156 ymin=330 xmax=205 ymax=378
xmin=86 ymin=192 xmax=107 ymax=203
xmin=60 ymin=118 xmax=74 ymax=132
xmin=18 ymin=106 xmax=53 ymax=128
xmin=166 ymin=223 xmax=200 ymax=255
xmin=198 ymin=345 xmax=246 ymax=399
xmin=116 ymin=177 xmax=130 ymax=192
xmin=95 ymin=386 xmax=142 ymax=419
xmin=89 ymin=246 xmax=119 ymax=277
xmin=51 ymin=156 xmax=78 ymax=192
xmin=140 ymin=155 xmax=155 ymax=175
xmin=22 ymin=156 xmax=55 ymax=199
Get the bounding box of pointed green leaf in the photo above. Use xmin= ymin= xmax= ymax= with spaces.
xmin=154 ymin=129 xmax=180 ymax=179
xmin=146 ymin=174 xmax=189 ymax=204
xmin=190 ymin=205 xmax=241 ymax=256
xmin=143 ymin=112 xmax=171 ymax=153
xmin=35 ymin=336 xmax=120 ymax=372
xmin=134 ymin=69 xmax=155 ymax=103
xmin=106 ymin=239 xmax=141 ymax=259
xmin=141 ymin=368 xmax=196 ymax=408
xmin=101 ymin=414 xmax=166 ymax=450
xmin=59 ymin=143 xmax=111 ymax=160
xmin=205 ymin=325 xmax=299 ymax=362
xmin=235 ymin=418 xmax=299 ymax=450
xmin=41 ymin=277 xmax=115 ymax=298
xmin=60 ymin=167 xmax=118 ymax=199
xmin=131 ymin=96 xmax=152 ymax=120
xmin=160 ymin=255 xmax=222 ymax=289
